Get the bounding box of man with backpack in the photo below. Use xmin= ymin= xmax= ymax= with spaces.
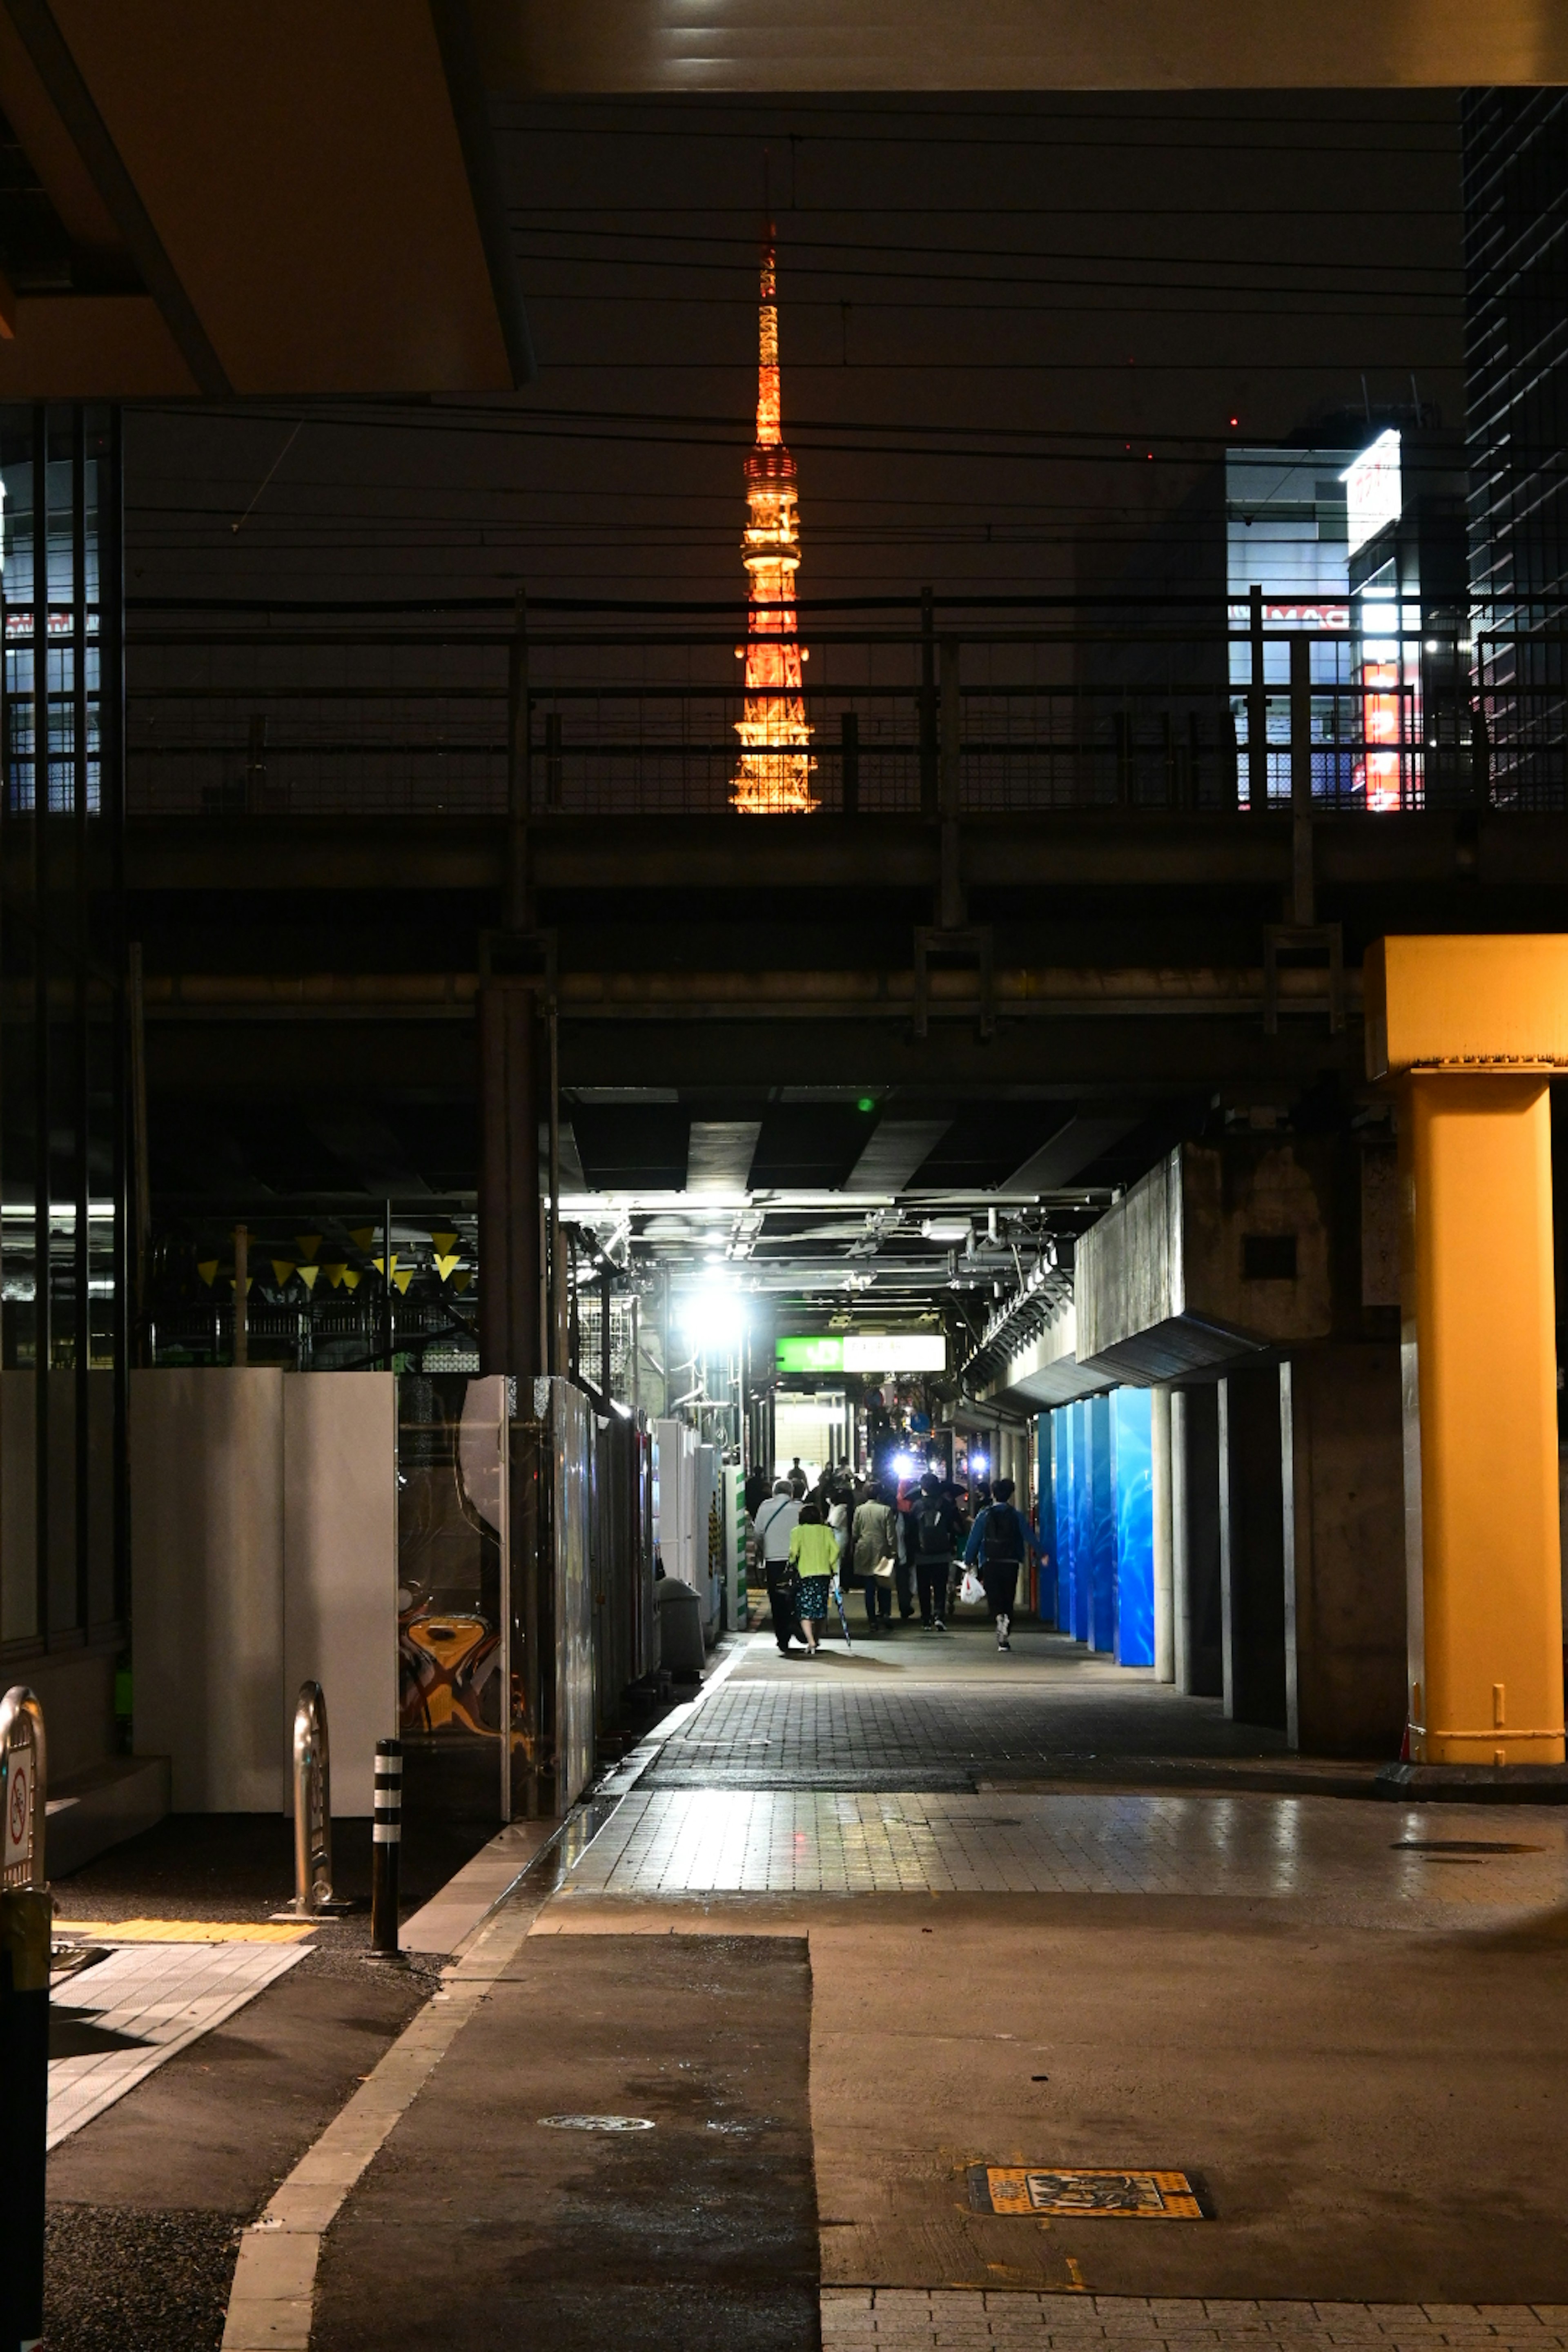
xmin=754 ymin=1479 xmax=804 ymax=1653
xmin=910 ymin=1471 xmax=960 ymax=1630
xmin=962 ymin=1477 xmax=1041 ymax=1651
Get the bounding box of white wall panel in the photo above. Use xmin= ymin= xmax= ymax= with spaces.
xmin=130 ymin=1369 xmax=285 ymax=1811
xmin=282 ymin=1373 xmax=398 ymax=1817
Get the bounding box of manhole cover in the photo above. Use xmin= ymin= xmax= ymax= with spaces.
xmin=969 ymin=2166 xmax=1203 ymax=2219
xmin=538 ymin=2114 xmax=655 ymax=2133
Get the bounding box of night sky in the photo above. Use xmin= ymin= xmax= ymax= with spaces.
xmin=124 ymin=91 xmax=1464 ymax=612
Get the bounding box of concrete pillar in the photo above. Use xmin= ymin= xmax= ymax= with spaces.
xmin=1401 ymin=1074 xmax=1563 ymax=1763
xmin=1175 ymin=1383 xmax=1223 ymax=1697
xmin=1281 ymin=1345 xmax=1406 ymax=1755
xmin=1151 ymin=1384 xmax=1174 ymax=1683
xmin=1218 ymin=1365 xmax=1288 ymax=1733
xmin=478 ymin=978 xmax=542 ymax=1382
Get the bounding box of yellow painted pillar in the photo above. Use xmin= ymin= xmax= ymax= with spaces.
xmin=1401 ymin=1074 xmax=1562 ymax=1761
xmin=1367 ymin=936 xmax=1567 ymax=1768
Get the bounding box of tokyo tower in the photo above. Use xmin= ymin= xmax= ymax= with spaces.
xmin=731 ymin=230 xmax=816 ymax=814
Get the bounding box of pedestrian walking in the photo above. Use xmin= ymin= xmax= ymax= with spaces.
xmin=828 ymin=1481 xmax=853 ymax=1582
xmin=754 ymin=1479 xmax=803 ymax=1653
xmin=962 ymin=1477 xmax=1040 ymax=1651
xmin=787 ymin=1502 xmax=840 ymax=1656
xmin=910 ymin=1472 xmax=960 ymax=1630
xmin=851 ymin=1481 xmax=899 ymax=1633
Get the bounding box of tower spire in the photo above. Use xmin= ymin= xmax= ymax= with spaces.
xmin=731 ymin=228 xmax=815 ymax=815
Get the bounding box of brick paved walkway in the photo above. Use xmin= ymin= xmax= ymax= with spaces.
xmin=559 ymin=1787 xmax=1568 ymax=1923
xmin=821 ymin=2292 xmax=1568 ymax=2351
xmin=646 ymin=1642 xmax=1289 ymax=1792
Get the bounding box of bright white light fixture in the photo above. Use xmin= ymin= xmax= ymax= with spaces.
xmin=677 ymin=1278 xmax=745 ymax=1353
xmin=1342 ymin=429 xmax=1401 ymax=557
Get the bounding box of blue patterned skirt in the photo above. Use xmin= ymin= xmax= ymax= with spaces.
xmin=797 ymin=1574 xmax=831 ymax=1622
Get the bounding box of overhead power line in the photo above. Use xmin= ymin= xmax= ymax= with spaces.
xmin=510 ymin=220 xmax=1461 ymax=281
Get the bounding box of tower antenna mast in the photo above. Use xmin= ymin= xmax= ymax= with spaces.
xmin=730 ymin=209 xmax=815 ymax=814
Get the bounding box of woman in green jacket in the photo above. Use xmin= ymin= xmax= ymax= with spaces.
xmin=787 ymin=1502 xmax=840 ymax=1656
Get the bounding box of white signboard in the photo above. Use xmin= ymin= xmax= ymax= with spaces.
xmin=842 ymin=1334 xmax=947 ymax=1373
xmin=1342 ymin=430 xmax=1401 ymax=557
xmin=3 ymin=1736 xmax=33 ymax=1880
xmin=1227 ymin=601 xmax=1349 ymax=632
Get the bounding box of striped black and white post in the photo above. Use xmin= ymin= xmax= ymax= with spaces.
xmin=370 ymin=1737 xmax=402 ymax=1956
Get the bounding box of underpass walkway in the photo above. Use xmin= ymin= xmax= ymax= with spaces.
xmin=232 ymin=1626 xmax=1568 ymax=2349
xmin=643 ymin=1623 xmax=1312 ymax=1795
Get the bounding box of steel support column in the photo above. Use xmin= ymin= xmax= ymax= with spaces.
xmin=478 ymin=977 xmax=541 ymax=1381
xmin=1290 ymin=631 xmax=1315 ymax=925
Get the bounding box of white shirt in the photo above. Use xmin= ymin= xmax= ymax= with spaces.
xmin=755 ymin=1494 xmax=802 ymax=1563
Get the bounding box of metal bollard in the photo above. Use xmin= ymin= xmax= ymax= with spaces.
xmin=0 ymin=1685 xmax=49 ymax=2352
xmin=276 ymin=1682 xmax=351 ymax=1919
xmin=370 ymin=1738 xmax=403 ymax=1958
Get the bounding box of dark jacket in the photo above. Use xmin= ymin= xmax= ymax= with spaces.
xmin=908 ymin=1490 xmax=959 ymax=1564
xmin=964 ymin=1502 xmax=1038 ymax=1569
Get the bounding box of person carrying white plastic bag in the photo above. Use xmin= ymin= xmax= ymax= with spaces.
xmin=962 ymin=1477 xmax=1042 ymax=1651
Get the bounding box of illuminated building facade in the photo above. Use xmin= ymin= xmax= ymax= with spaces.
xmin=731 ymin=234 xmax=815 ymax=815
xmin=1463 ymin=89 xmax=1568 ymax=805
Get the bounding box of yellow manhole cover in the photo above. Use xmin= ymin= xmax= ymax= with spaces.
xmin=970 ymin=2167 xmax=1203 ymax=2219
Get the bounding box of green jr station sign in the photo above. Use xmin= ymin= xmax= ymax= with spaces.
xmin=775 ymin=1333 xmax=947 ymax=1374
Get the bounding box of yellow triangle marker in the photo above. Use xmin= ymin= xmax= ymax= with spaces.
xmin=393 ymin=1268 xmax=414 ymax=1294
xmin=197 ymin=1259 xmax=218 ymax=1287
xmin=297 ymin=1264 xmax=320 ymax=1292
xmin=434 ymin=1253 xmax=462 ymax=1282
xmin=430 ymin=1230 xmax=459 ymax=1255
xmin=272 ymin=1260 xmax=297 ymax=1288
xmin=453 ymin=1268 xmax=474 ymax=1293
xmin=322 ymin=1263 xmax=346 ymax=1289
xmin=348 ymin=1227 xmax=376 ymax=1252
xmin=342 ymin=1268 xmax=363 ymax=1292
xmin=295 ymin=1234 xmax=322 ymax=1263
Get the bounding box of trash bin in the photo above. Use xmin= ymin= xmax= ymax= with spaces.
xmin=656 ymin=1577 xmax=706 ymax=1675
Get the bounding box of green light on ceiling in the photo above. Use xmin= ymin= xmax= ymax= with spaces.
xmin=857 ymin=1096 xmax=875 ymax=1113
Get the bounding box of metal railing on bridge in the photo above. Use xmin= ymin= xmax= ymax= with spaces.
xmin=121 ymin=592 xmax=1567 ymax=822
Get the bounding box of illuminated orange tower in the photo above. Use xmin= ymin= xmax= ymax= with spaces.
xmin=731 ymin=231 xmax=815 ymax=814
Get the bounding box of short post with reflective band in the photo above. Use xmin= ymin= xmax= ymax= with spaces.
xmin=0 ymin=1685 xmax=50 ymax=2352
xmin=371 ymin=1737 xmax=402 ymax=1954
xmin=1365 ymin=936 xmax=1568 ymax=1769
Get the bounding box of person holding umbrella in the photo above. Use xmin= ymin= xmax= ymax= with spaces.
xmin=787 ymin=1501 xmax=840 ymax=1656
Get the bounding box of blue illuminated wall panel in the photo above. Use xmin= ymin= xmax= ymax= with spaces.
xmin=1071 ymin=1401 xmax=1093 ymax=1644
xmin=1052 ymin=1410 xmax=1075 ymax=1639
xmin=1037 ymin=1416 xmax=1058 ymax=1627
xmin=1110 ymin=1386 xmax=1155 ymax=1668
xmin=1088 ymin=1392 xmax=1116 ymax=1653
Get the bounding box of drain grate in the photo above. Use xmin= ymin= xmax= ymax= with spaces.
xmin=1394 ymin=1840 xmax=1542 ymax=1856
xmin=969 ymin=2165 xmax=1204 ymax=2219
